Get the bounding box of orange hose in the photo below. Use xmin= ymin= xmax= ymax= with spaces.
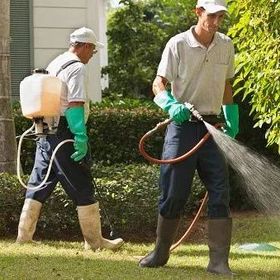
xmin=170 ymin=192 xmax=208 ymax=251
xmin=138 ymin=119 xmax=220 ymax=251
xmin=139 ymin=119 xmax=219 ymax=164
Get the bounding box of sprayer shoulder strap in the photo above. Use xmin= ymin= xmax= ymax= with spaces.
xmin=56 ymin=60 xmax=81 ymax=77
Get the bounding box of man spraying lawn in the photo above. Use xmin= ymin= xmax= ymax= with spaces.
xmin=139 ymin=0 xmax=239 ymax=275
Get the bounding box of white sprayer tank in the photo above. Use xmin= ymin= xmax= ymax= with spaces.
xmin=20 ymin=71 xmax=64 ymax=118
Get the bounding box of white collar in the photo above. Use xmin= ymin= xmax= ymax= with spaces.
xmin=186 ymin=26 xmax=218 ymax=50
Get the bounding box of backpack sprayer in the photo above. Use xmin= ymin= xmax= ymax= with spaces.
xmin=17 ymin=69 xmax=74 ymax=190
xmin=138 ymin=105 xmax=222 ymax=251
xmin=17 ymin=69 xmax=117 ymax=236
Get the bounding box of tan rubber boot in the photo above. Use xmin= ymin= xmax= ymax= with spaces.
xmin=16 ymin=198 xmax=42 ymax=243
xmin=77 ymin=202 xmax=124 ymax=251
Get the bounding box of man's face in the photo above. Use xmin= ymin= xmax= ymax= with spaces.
xmin=81 ymin=43 xmax=97 ymax=64
xmin=197 ymin=8 xmax=225 ymax=35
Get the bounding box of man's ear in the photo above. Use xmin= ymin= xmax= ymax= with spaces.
xmin=195 ymin=7 xmax=204 ymax=17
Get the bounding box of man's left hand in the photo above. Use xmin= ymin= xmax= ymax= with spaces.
xmin=222 ymin=104 xmax=239 ymax=138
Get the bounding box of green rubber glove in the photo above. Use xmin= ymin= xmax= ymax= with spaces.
xmin=222 ymin=103 xmax=239 ymax=138
xmin=154 ymin=90 xmax=190 ymax=124
xmin=65 ymin=106 xmax=88 ymax=162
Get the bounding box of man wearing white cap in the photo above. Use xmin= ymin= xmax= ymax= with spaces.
xmin=16 ymin=27 xmax=124 ymax=251
xmin=139 ymin=0 xmax=238 ymax=275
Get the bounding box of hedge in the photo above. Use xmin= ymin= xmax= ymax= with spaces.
xmin=5 ymin=98 xmax=256 ymax=241
xmin=0 ymin=164 xmax=206 ymax=241
xmin=13 ymin=99 xmax=167 ymax=173
xmin=14 ymin=97 xmax=278 ymax=173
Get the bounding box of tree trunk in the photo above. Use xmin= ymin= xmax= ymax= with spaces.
xmin=0 ymin=0 xmax=17 ymax=174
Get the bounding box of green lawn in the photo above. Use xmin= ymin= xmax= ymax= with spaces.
xmin=0 ymin=214 xmax=279 ymax=280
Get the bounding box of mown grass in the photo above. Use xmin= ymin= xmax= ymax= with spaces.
xmin=0 ymin=214 xmax=279 ymax=280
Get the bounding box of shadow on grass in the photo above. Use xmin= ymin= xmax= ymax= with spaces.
xmin=2 ymin=254 xmax=279 ymax=280
xmin=0 ymin=241 xmax=280 ymax=280
xmin=164 ymin=264 xmax=280 ymax=280
xmin=0 ymin=251 xmax=215 ymax=280
xmin=171 ymin=247 xmax=280 ymax=260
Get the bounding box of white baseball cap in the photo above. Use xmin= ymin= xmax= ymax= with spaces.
xmin=70 ymin=27 xmax=104 ymax=48
xmin=196 ymin=0 xmax=227 ymax=13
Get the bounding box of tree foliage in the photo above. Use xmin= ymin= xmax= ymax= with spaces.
xmin=105 ymin=0 xmax=279 ymax=153
xmin=228 ymin=0 xmax=280 ymax=153
xmin=104 ymin=0 xmax=196 ymax=98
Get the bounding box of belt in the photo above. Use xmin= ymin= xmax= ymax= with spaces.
xmin=189 ymin=114 xmax=224 ymax=124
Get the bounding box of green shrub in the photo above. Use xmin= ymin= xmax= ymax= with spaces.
xmin=87 ymin=104 xmax=166 ymax=165
xmin=12 ymin=98 xmax=258 ymax=219
xmin=13 ymin=102 xmax=37 ymax=173
xmin=104 ymin=0 xmax=197 ymax=98
xmin=0 ymin=164 xmax=205 ymax=240
xmin=0 ymin=173 xmax=25 ymax=235
xmin=0 ymin=172 xmax=79 ymax=239
xmin=13 ymin=99 xmax=167 ymax=172
xmin=228 ymin=0 xmax=280 ymax=153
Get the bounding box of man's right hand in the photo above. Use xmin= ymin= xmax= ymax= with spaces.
xmin=65 ymin=106 xmax=88 ymax=161
xmin=154 ymin=90 xmax=190 ymax=125
xmin=71 ymin=134 xmax=88 ymax=161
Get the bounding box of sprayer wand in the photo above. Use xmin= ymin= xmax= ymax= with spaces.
xmin=138 ymin=104 xmax=218 ymax=164
xmin=185 ymin=102 xmax=204 ymax=121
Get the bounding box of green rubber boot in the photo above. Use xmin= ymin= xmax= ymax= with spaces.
xmin=139 ymin=215 xmax=180 ymax=268
xmin=207 ymin=218 xmax=233 ymax=275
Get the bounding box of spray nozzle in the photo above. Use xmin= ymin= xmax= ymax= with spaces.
xmin=184 ymin=103 xmax=203 ymax=121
